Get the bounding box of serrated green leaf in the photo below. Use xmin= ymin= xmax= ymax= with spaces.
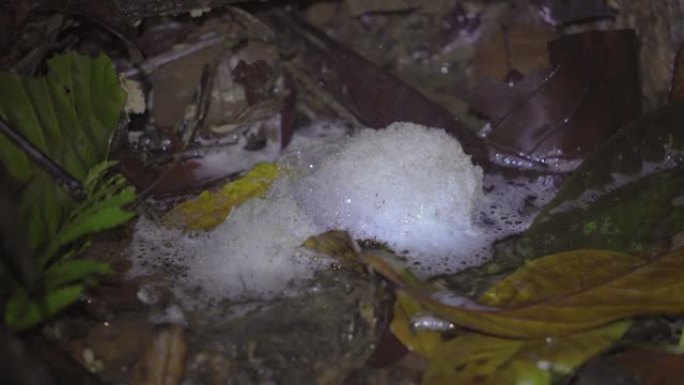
xmin=44 ymin=259 xmax=112 ymax=289
xmin=0 ymin=52 xmax=126 ymax=255
xmin=40 ymin=206 xmax=134 ymax=267
xmin=5 ymin=285 xmax=84 ymax=331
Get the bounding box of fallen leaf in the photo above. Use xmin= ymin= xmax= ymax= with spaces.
xmin=390 ymin=291 xmax=442 ymax=358
xmin=471 ymin=30 xmax=640 ymax=166
xmin=131 ymin=325 xmax=186 ymax=385
xmin=301 ymin=230 xmax=363 ymax=272
xmin=612 ymin=348 xmax=684 ymax=385
xmin=478 ymin=250 xmax=648 ymax=308
xmin=265 ymin=11 xmax=488 ymax=165
xmin=530 ymin=0 xmax=615 ymax=26
xmin=361 ymin=248 xmax=684 ymax=338
xmin=164 ymin=162 xmax=279 ymax=230
xmin=423 ymin=321 xmax=629 ymax=385
xmin=475 ymin=24 xmax=556 ymax=82
xmin=672 ymin=42 xmax=684 ymax=103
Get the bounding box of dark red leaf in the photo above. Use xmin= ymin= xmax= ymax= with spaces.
xmin=264 ymin=11 xmax=489 ymax=166
xmin=471 ymin=29 xmax=640 ymax=166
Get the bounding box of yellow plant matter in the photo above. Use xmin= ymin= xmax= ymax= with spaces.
xmin=166 ymin=162 xmax=280 ymax=230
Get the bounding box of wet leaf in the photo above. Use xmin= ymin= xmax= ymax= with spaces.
xmin=265 ymin=11 xmax=488 ymax=165
xmin=423 ymin=321 xmax=629 ymax=385
xmin=478 ymin=250 xmax=648 ymax=308
xmin=301 ymin=230 xmax=363 ymax=272
xmin=165 ymin=162 xmax=280 ymax=230
xmin=491 ymin=101 xmax=684 ymax=269
xmin=390 ymin=291 xmax=442 ymax=357
xmin=361 ymin=248 xmax=684 ymax=338
xmin=471 ymin=30 xmax=640 ymax=166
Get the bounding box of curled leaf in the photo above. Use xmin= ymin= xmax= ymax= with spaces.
xmin=362 ymin=248 xmax=684 ymax=338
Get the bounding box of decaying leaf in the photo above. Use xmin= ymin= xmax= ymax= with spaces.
xmin=530 ymin=0 xmax=615 ymax=26
xmin=488 ymin=101 xmax=684 ymax=269
xmin=390 ymin=291 xmax=442 ymax=358
xmin=301 ymin=230 xmax=363 ymax=272
xmin=131 ymin=325 xmax=186 ymax=385
xmin=165 ymin=162 xmax=279 ymax=230
xmin=471 ymin=29 xmax=640 ymax=166
xmin=477 ymin=250 xmax=649 ymax=308
xmin=671 ymin=42 xmax=684 ymax=102
xmin=612 ymin=348 xmax=684 ymax=385
xmin=387 ymin=250 xmax=633 ymax=384
xmin=363 ymin=247 xmax=684 ymax=338
xmin=423 ymin=321 xmax=629 ymax=385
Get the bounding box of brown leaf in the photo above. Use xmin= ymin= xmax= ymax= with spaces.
xmin=361 ymin=248 xmax=684 ymax=338
xmin=471 ymin=30 xmax=640 ymax=166
xmin=301 ymin=230 xmax=363 ymax=272
xmin=529 ymin=0 xmax=615 ymax=26
xmin=670 ymin=42 xmax=684 ymax=103
xmin=423 ymin=321 xmax=629 ymax=385
xmin=131 ymin=325 xmax=186 ymax=385
xmin=612 ymin=348 xmax=684 ymax=385
xmin=264 ymin=11 xmax=489 ymax=166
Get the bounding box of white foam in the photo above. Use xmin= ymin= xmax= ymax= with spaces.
xmin=295 ymin=122 xmax=488 ymax=275
xmin=130 ymin=196 xmax=330 ymax=302
xmin=129 ymin=121 xmax=553 ymax=302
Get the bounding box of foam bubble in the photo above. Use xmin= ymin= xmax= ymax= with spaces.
xmin=295 ymin=122 xmax=488 ymax=275
xmin=128 ymin=121 xmax=557 ymax=302
xmin=129 ymin=196 xmax=330 ymax=302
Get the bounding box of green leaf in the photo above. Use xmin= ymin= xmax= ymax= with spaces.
xmin=361 ymin=248 xmax=684 ymax=338
xmin=38 ymin=165 xmax=137 ymax=267
xmin=44 ymin=259 xmax=112 ymax=289
xmin=490 ymin=101 xmax=684 ymax=271
xmin=423 ymin=321 xmax=630 ymax=385
xmin=5 ymin=285 xmax=84 ymax=331
xmin=0 ymin=52 xmax=126 ymax=254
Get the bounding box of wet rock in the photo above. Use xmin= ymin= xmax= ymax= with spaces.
xmin=185 ymin=270 xmax=385 ymax=385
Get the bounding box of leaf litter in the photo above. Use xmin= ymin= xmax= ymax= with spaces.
xmin=5 ymin=1 xmax=684 ymax=385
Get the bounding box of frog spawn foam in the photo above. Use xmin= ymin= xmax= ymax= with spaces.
xmin=129 ymin=122 xmax=547 ymax=301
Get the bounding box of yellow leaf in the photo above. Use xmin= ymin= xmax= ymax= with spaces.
xmin=423 ymin=321 xmax=630 ymax=385
xmin=165 ymin=163 xmax=279 ymax=230
xmin=390 ymin=291 xmax=443 ymax=357
xmin=479 ymin=249 xmax=649 ymax=307
xmin=360 ymin=248 xmax=684 ymax=338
